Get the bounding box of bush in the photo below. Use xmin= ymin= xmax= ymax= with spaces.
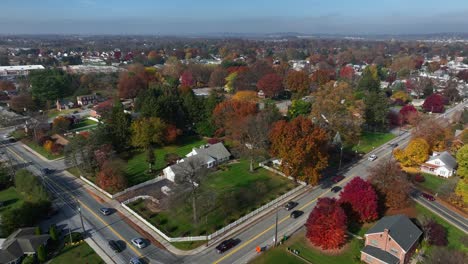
xmin=70 ymin=232 xmax=83 ymax=242
xmin=49 ymin=225 xmax=58 ymax=241
xmin=425 ymin=220 xmax=448 ymax=246
xmin=21 ymin=255 xmax=36 ymax=264
xmin=414 ymin=174 xmax=425 ymax=183
xmin=37 ymin=244 xmax=47 ymax=263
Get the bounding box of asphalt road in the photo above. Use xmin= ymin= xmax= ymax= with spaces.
xmin=0 ymin=100 xmax=466 ymax=264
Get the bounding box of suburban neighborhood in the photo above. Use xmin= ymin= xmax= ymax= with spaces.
xmin=0 ymin=2 xmax=467 ymax=264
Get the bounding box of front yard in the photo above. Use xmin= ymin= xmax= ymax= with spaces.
xmin=0 ymin=187 xmax=24 ymax=214
xmin=71 ymin=119 xmax=98 ymax=131
xmin=352 ymin=132 xmax=396 ymax=153
xmin=125 ymin=136 xmax=207 ymax=186
xmin=415 ymin=173 xmax=458 ymax=195
xmin=49 ymin=242 xmax=105 ymax=264
xmin=128 ymin=159 xmax=296 ymax=238
xmin=22 ymin=139 xmax=63 ymax=160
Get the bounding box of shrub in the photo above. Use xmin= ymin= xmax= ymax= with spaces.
xmin=424 ymin=220 xmax=448 ymax=246
xmin=70 ymin=232 xmax=83 ymax=242
xmin=207 ymin=138 xmax=221 ymax=145
xmin=37 ymin=244 xmax=47 ymax=263
xmin=414 ymin=174 xmax=425 ymax=183
xmin=43 ymin=140 xmax=54 ymax=153
xmin=49 ymin=225 xmax=58 ymax=241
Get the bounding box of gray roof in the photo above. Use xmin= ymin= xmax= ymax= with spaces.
xmin=169 ymin=154 xmax=214 ymax=176
xmin=361 ymin=245 xmax=400 ymax=264
xmin=192 ymin=143 xmax=231 ymax=161
xmin=429 ymin=151 xmax=457 ymax=170
xmin=366 ymin=215 xmax=422 ymax=252
xmin=0 ymin=228 xmax=50 ymax=263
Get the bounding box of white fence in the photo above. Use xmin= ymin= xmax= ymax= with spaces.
xmin=259 ymin=159 xmax=307 ymax=186
xmin=80 ymin=175 xmax=166 ymax=199
xmin=120 ymin=184 xmax=306 ymax=242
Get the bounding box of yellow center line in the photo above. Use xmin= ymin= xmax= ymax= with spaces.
xmin=6 ymin=146 xmax=142 ymax=257
xmin=213 ymin=174 xmax=355 ymax=264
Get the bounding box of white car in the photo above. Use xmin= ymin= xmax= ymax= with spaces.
xmin=368 ymin=154 xmax=378 ymax=161
xmin=131 ymin=238 xmax=147 ymax=249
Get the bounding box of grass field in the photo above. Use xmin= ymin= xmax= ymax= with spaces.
xmin=415 ymin=204 xmax=468 ymax=253
xmin=72 ymin=119 xmax=98 ymax=129
xmin=125 ymin=136 xmax=207 ymax=186
xmin=23 ymin=139 xmax=63 ymax=160
xmin=250 ymin=230 xmax=365 ymax=264
xmin=417 ymin=173 xmax=452 ymax=194
xmin=66 ymin=167 xmax=81 ymax=177
xmin=352 ymin=132 xmax=396 ymax=153
xmin=129 ymin=160 xmax=296 ymax=237
xmin=49 ymin=242 xmax=105 ymax=264
xmin=47 ymin=108 xmax=78 ymax=119
xmin=0 ymin=187 xmax=24 ymax=214
xmin=170 ymin=240 xmax=207 ymax=250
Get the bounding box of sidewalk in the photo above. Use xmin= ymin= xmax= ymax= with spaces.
xmin=64 ymin=169 xmax=311 ymax=256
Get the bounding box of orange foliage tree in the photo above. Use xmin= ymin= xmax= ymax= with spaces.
xmin=43 ymin=140 xmax=54 ymax=153
xmin=232 ymin=91 xmax=258 ymax=102
xmin=256 ymin=73 xmax=283 ymax=98
xmin=284 ymin=70 xmax=311 ymax=95
xmin=212 ymin=100 xmax=257 ymax=138
xmin=96 ymin=159 xmax=128 ymax=193
xmin=269 ymin=116 xmax=329 ymax=185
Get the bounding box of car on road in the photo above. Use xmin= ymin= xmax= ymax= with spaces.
xmin=284 ymin=201 xmax=298 ymax=211
xmin=331 ymin=186 xmax=342 ymax=193
xmin=129 ymin=257 xmax=142 ymax=264
xmin=108 ymin=240 xmax=122 ymax=253
xmin=368 ymin=155 xmax=378 ymax=161
xmin=290 ymin=210 xmax=304 ymax=219
xmin=389 ymin=143 xmax=398 ymax=148
xmin=332 ymin=175 xmax=345 ymax=183
xmin=421 ymin=192 xmax=436 ymax=201
xmin=42 ymin=168 xmax=54 ymax=175
xmin=100 ymin=208 xmax=112 ymax=216
xmin=131 ymin=238 xmax=147 ymax=249
xmin=215 ymin=238 xmax=237 ymax=254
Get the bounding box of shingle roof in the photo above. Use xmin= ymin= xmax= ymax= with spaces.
xmin=169 ymin=154 xmax=215 ymax=179
xmin=429 ymin=151 xmax=457 ymax=170
xmin=361 ymin=245 xmax=400 ymax=264
xmin=0 ymin=227 xmax=50 ymax=263
xmin=193 ymin=143 xmax=231 ymax=161
xmin=366 ymin=215 xmax=422 ymax=252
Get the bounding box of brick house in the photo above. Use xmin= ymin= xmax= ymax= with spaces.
xmin=76 ymin=94 xmax=98 ymax=106
xmin=361 ymin=215 xmax=422 ymax=264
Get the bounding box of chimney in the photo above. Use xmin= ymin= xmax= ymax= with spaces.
xmin=384 ymin=228 xmax=390 ymax=249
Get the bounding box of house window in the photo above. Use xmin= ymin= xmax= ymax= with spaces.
xmin=435 ymin=161 xmax=440 ymax=165
xmin=370 ymin=239 xmax=378 ymax=246
xmin=390 ymin=248 xmax=399 ymax=256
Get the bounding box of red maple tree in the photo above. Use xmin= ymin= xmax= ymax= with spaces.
xmin=212 ymin=100 xmax=257 ymax=137
xmin=423 ymin=93 xmax=445 ymax=113
xmin=399 ymin=104 xmax=419 ymax=124
xmin=96 ymin=159 xmax=127 ymax=193
xmin=339 ymin=177 xmax=379 ymax=223
xmin=306 ymin=197 xmax=347 ymax=250
xmin=180 ymin=70 xmax=195 ymax=87
xmin=256 ymin=73 xmax=283 ymax=98
xmin=339 ymin=66 xmax=355 ymax=80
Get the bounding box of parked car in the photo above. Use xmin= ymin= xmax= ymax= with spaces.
xmin=284 ymin=201 xmax=298 ymax=211
xmin=290 ymin=210 xmax=304 ymax=219
xmin=131 ymin=238 xmax=147 ymax=249
xmin=129 ymin=257 xmax=142 ymax=264
xmin=108 ymin=240 xmax=122 ymax=253
xmin=421 ymin=192 xmax=436 ymax=201
xmin=215 ymin=238 xmax=237 ymax=254
xmin=368 ymin=155 xmax=378 ymax=161
xmin=100 ymin=208 xmax=112 ymax=216
xmin=331 ymin=186 xmax=342 ymax=193
xmin=332 ymin=175 xmax=345 ymax=183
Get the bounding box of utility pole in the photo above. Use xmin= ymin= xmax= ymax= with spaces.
xmin=338 ymin=145 xmax=343 ymax=170
xmin=274 ymin=203 xmax=278 ymax=247
xmin=78 ymin=205 xmax=86 ymax=237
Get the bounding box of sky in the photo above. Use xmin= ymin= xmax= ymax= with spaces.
xmin=1 ymin=0 xmax=468 ymax=35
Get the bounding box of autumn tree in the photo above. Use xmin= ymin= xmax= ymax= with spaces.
xmin=339 ymin=66 xmax=355 ymax=80
xmin=368 ymin=159 xmax=411 ymax=210
xmin=412 ymin=117 xmax=451 ymax=151
xmin=311 ymin=81 xmax=364 ymax=145
xmin=118 ymin=64 xmax=148 ymax=99
xmin=426 ymin=247 xmax=467 ymax=264
xmin=305 ymin=197 xmax=347 ymax=250
xmin=52 ymin=116 xmax=71 ymax=134
xmin=339 ymin=177 xmax=379 ymax=223
xmin=423 ymin=220 xmax=448 ymax=246
xmin=224 ymin=72 xmax=237 ymax=93
xmin=456 ymin=145 xmax=468 ymax=179
xmin=256 ymin=73 xmax=283 ymax=98
xmin=96 ymin=159 xmax=127 ymax=193
xmin=212 ymin=100 xmax=257 ymax=138
xmin=9 ymin=94 xmax=35 ymax=112
xmin=394 ymin=138 xmax=430 ymax=167
xmin=391 ymin=90 xmax=411 ymax=104
xmin=310 ymin=69 xmax=334 ymax=87
xmin=288 ymin=99 xmax=311 ymax=118
xmin=269 ymin=116 xmax=329 ymax=185
xmin=399 ymin=104 xmax=419 ymax=125
xmin=232 ymin=91 xmax=258 ymax=102
xmin=209 ymin=67 xmax=228 ymax=87
xmin=180 ymin=70 xmax=194 ymax=87
xmin=284 ymin=70 xmax=311 ymax=95
xmin=131 ymin=117 xmax=166 ymax=172
xmin=423 ymin=94 xmax=445 ymax=113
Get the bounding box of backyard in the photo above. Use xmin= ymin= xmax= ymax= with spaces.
xmin=352 ymin=132 xmax=396 ymax=153
xmin=49 ymin=242 xmax=105 ymax=264
xmin=125 ymin=136 xmax=207 ymax=186
xmin=128 ymin=159 xmax=296 ymax=238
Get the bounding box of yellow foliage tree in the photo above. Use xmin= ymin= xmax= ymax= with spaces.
xmin=391 ymin=90 xmax=411 ymax=103
xmin=455 ymin=178 xmax=468 ymax=205
xmin=232 ymin=91 xmax=258 ymax=102
xmin=43 ymin=140 xmax=54 ymax=153
xmin=393 ymin=138 xmax=430 ymax=167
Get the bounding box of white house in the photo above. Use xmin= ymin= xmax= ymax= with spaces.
xmin=420 ymin=151 xmax=457 ymax=178
xmin=163 ymin=142 xmax=231 ymax=182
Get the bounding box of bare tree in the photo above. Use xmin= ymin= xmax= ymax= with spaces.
xmin=240 ymin=112 xmax=272 ymax=172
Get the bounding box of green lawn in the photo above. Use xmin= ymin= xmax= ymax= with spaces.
xmin=49 ymin=242 xmax=105 ymax=264
xmin=125 ymin=136 xmax=207 ymax=186
xmin=170 ymin=240 xmax=207 ymax=250
xmin=352 ymin=132 xmax=396 ymax=153
xmin=250 ymin=231 xmax=365 ymax=264
xmin=415 ymin=204 xmax=468 ymax=253
xmin=72 ymin=119 xmax=98 ymax=129
xmin=66 ymin=167 xmax=81 ymax=177
xmin=417 ymin=173 xmax=450 ymax=194
xmin=129 ymin=160 xmax=296 ymax=237
xmin=47 ymin=108 xmax=78 ymax=119
xmin=22 ymin=139 xmax=63 ymax=160
xmin=0 ymin=187 xmax=24 ymax=213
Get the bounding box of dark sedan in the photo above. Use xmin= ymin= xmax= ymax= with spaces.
xmin=290 ymin=210 xmax=304 ymax=219
xmin=216 ymin=239 xmax=237 ymax=254
xmin=331 ymin=186 xmax=342 ymax=193
xmin=108 ymin=240 xmax=122 ymax=253
xmin=421 ymin=192 xmax=436 ymax=201
xmin=284 ymin=201 xmax=298 ymax=211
